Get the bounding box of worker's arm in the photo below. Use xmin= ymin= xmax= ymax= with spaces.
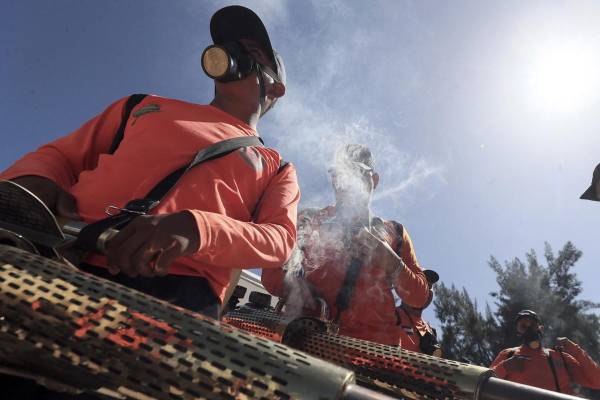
xmin=0 ymin=97 xmax=129 ymax=190
xmin=392 ymin=228 xmax=429 ymax=308
xmin=0 ymin=96 xmax=131 ymax=217
xmin=557 ymin=338 xmax=600 ymax=389
xmin=261 ymin=246 xmax=298 ymax=297
xmin=105 ymin=161 xmax=300 ymax=278
xmin=490 ymin=349 xmax=514 ymax=379
xmin=188 ymin=163 xmax=300 ymax=269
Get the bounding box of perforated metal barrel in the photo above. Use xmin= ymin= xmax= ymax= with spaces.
xmin=224 ymin=307 xmax=493 ymax=400
xmin=0 ymin=245 xmax=356 ymax=400
xmin=296 ymin=332 xmax=492 ymax=400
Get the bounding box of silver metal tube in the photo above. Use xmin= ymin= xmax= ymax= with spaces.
xmin=342 ymin=384 xmax=399 ymax=400
xmin=57 ymin=217 xmax=118 ymax=254
xmin=479 ymin=377 xmax=585 ymax=400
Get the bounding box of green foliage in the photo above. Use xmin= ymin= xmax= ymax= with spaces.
xmin=433 ymin=241 xmax=600 ymax=366
xmin=434 ymin=284 xmax=498 ymax=365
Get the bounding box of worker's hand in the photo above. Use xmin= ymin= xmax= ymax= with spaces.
xmin=556 ymin=337 xmax=577 ymax=353
xmin=11 ymin=176 xmax=79 ymax=220
xmin=105 ymin=211 xmax=200 ymax=277
xmin=502 ymin=355 xmax=530 ymax=372
xmin=352 ymin=228 xmax=404 ymax=276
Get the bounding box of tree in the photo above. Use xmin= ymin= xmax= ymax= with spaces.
xmin=434 ymin=285 xmax=499 ymax=365
xmin=433 ymin=242 xmax=600 ymax=366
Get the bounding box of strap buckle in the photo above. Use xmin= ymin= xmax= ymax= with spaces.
xmin=104 ymin=199 xmax=159 ymax=216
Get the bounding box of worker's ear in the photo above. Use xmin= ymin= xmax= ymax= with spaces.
xmin=267 ymin=82 xmax=285 ymax=99
xmin=372 ymin=173 xmax=380 ymax=190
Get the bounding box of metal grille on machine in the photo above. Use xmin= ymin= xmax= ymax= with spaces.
xmin=224 ymin=306 xmax=493 ymax=400
xmin=0 ymin=245 xmax=354 ymax=400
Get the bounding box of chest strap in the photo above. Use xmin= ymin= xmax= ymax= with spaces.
xmin=76 ymin=136 xmax=264 ymax=252
xmin=334 ymin=220 xmax=404 ymax=323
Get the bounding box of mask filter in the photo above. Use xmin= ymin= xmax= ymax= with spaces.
xmin=201 ymin=41 xmax=255 ymax=82
xmin=519 ymin=326 xmax=543 ymax=345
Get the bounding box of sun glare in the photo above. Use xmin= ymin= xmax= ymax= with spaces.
xmin=526 ymin=40 xmax=600 ymax=114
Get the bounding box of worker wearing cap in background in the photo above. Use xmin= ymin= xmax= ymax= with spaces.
xmin=395 ymin=269 xmax=442 ymax=356
xmin=580 ymin=163 xmax=600 ymax=202
xmin=490 ymin=309 xmax=600 ymax=395
xmin=262 ymin=144 xmax=429 ymax=346
xmin=0 ymin=5 xmax=297 ymax=320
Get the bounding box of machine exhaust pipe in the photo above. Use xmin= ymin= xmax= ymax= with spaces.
xmin=223 ymin=305 xmax=585 ymax=400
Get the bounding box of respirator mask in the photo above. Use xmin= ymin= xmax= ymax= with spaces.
xmin=519 ymin=326 xmax=543 ymax=345
xmin=201 ymin=41 xmax=281 ymax=114
xmin=201 ymin=41 xmax=258 ymax=82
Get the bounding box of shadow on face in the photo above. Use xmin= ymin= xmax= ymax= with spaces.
xmin=238 ymin=39 xmax=285 ymax=100
xmin=516 ymin=317 xmax=542 ymax=334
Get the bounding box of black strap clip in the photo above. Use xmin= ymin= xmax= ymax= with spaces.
xmin=105 ymin=199 xmax=159 ymax=216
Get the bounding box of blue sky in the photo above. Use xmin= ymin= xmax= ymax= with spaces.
xmin=2 ymin=1 xmax=599 ymax=325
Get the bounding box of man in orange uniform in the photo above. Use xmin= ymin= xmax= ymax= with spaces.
xmin=395 ymin=269 xmax=442 ymax=356
xmin=262 ymin=144 xmax=429 ymax=346
xmin=580 ymin=163 xmax=600 ymax=202
xmin=490 ymin=310 xmax=600 ymax=395
xmin=0 ymin=6 xmax=299 ymax=320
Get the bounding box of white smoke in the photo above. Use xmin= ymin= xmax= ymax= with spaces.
xmin=232 ymin=1 xmax=447 ymax=315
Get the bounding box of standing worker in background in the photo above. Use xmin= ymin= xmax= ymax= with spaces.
xmin=262 ymin=144 xmax=429 ymax=346
xmin=490 ymin=310 xmax=600 ymax=395
xmin=580 ymin=163 xmax=600 ymax=202
xmin=395 ymin=269 xmax=442 ymax=356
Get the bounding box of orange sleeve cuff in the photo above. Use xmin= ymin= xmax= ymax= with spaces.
xmin=490 ymin=351 xmax=509 ymax=378
xmin=187 ymin=209 xmax=210 ymax=255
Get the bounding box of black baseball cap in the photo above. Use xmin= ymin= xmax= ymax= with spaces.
xmin=515 ymin=309 xmax=541 ymax=325
xmin=580 ymin=163 xmax=600 ymax=201
xmin=423 ymin=269 xmax=440 ymax=285
xmin=210 ymin=5 xmax=286 ymax=85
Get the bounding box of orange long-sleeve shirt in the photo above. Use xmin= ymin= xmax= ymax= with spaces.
xmin=490 ymin=343 xmax=600 ymax=394
xmin=0 ymin=95 xmax=300 ymax=303
xmin=261 ymin=206 xmax=429 ymax=346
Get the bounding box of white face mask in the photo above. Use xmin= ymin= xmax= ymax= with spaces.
xmin=331 ymin=161 xmax=374 ymax=201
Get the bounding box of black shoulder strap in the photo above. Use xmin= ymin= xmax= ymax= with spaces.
xmin=506 ymin=349 xmax=515 ymax=358
xmin=557 ymin=350 xmax=574 ymax=384
xmin=278 ymin=160 xmax=289 ymax=173
xmin=334 ymin=219 xmax=401 ymax=324
xmin=546 ymin=350 xmax=562 ymax=393
xmin=402 ymin=305 xmax=416 ymax=327
xmin=249 ymin=158 xmax=291 ymax=222
xmin=145 ymin=136 xmax=264 ymax=202
xmin=391 ymin=221 xmax=404 ymax=254
xmin=108 ymin=94 xmax=148 ymax=154
xmin=76 ymin=136 xmax=263 ymax=252
xmin=333 ymin=257 xmax=363 ymax=323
